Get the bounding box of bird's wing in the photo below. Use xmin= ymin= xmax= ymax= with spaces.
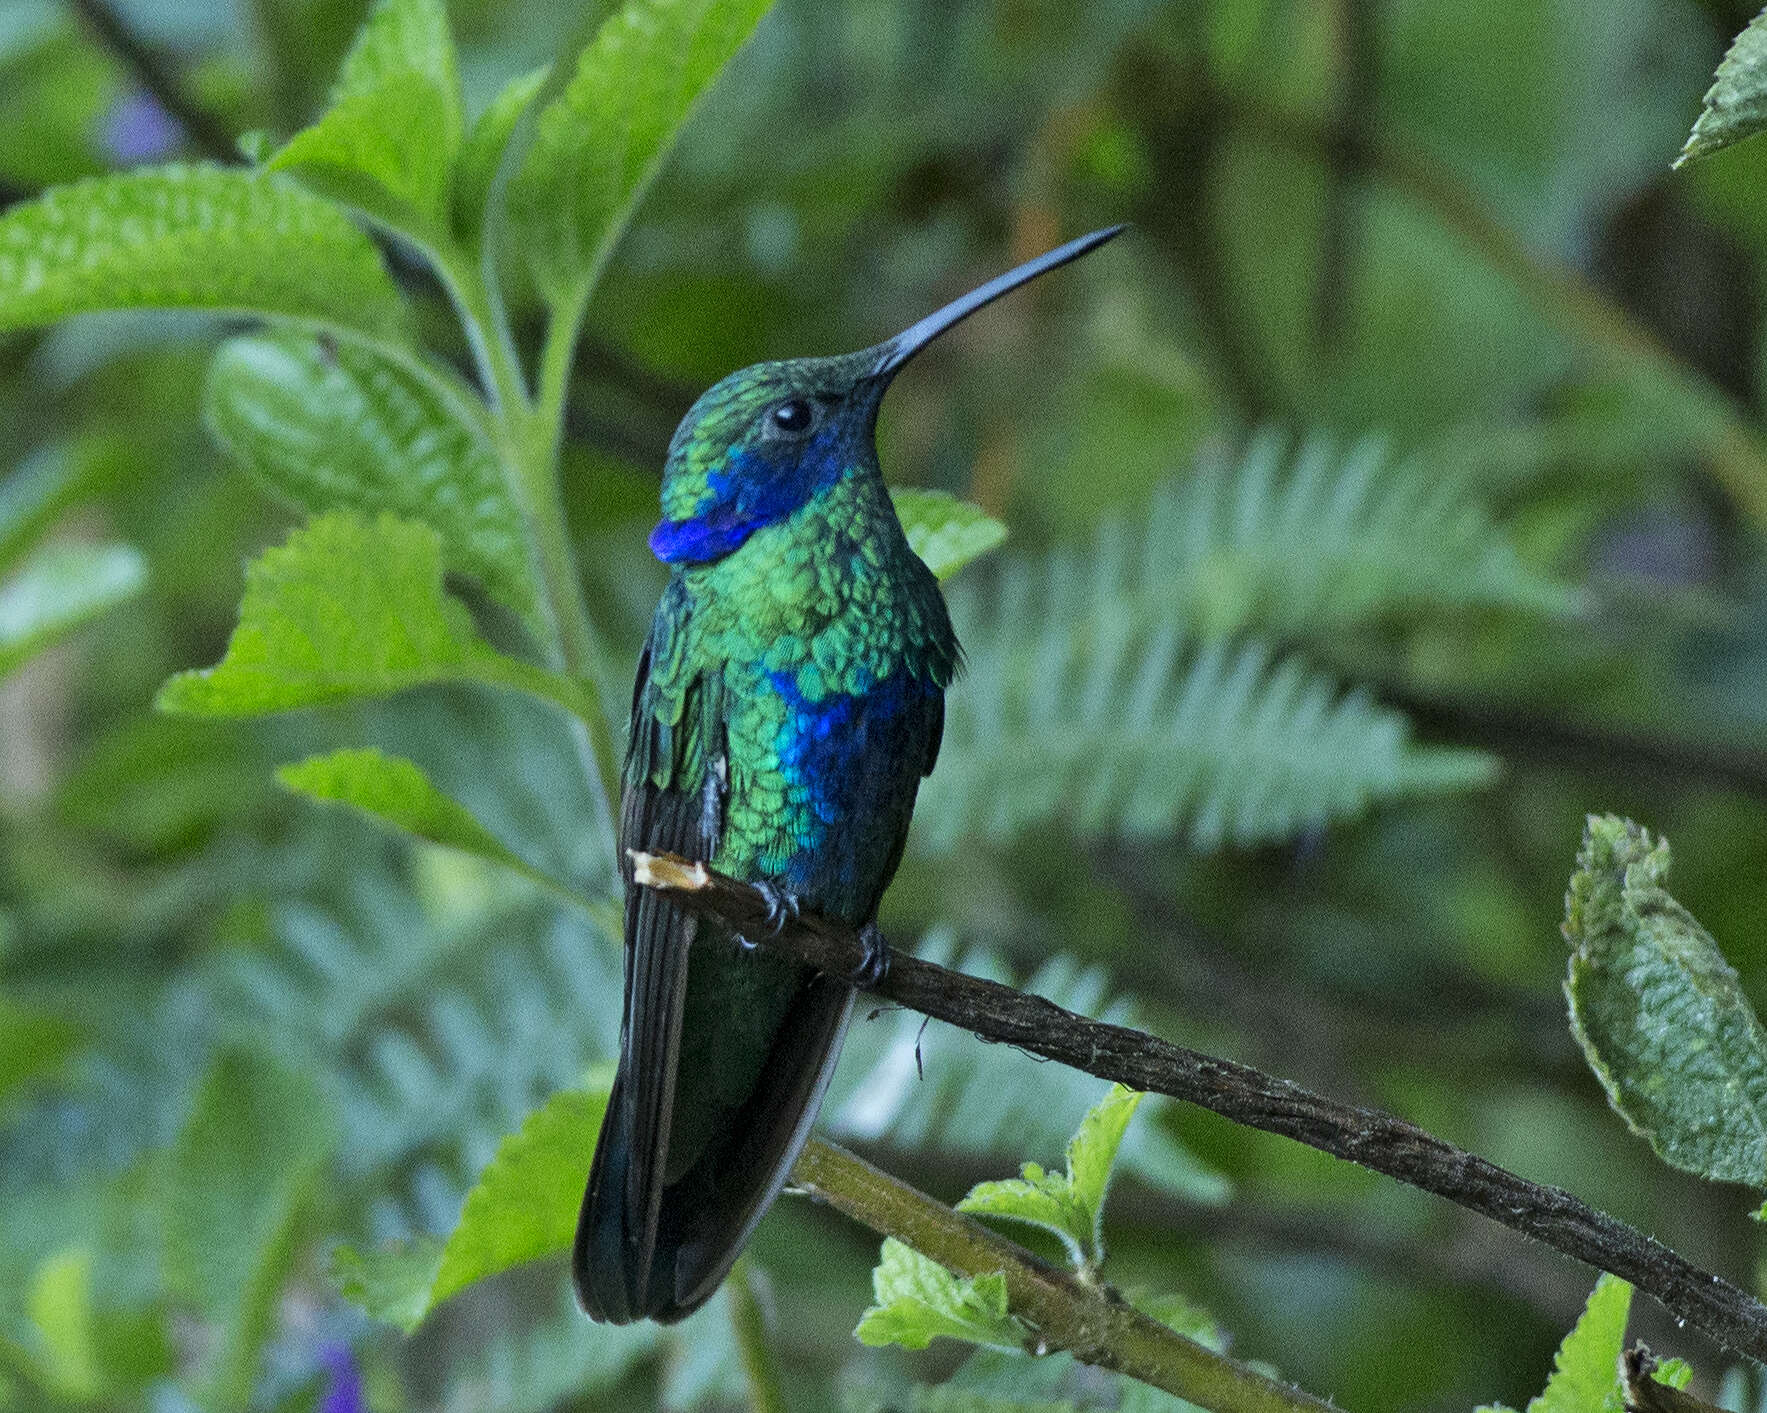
xmin=576 ymin=592 xmax=727 ymax=1321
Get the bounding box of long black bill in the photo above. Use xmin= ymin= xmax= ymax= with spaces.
xmin=869 ymin=224 xmax=1126 ymax=381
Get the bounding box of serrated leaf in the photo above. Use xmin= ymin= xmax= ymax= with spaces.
xmin=509 ymin=0 xmax=774 ymax=308
xmin=892 ymin=489 xmax=1008 ymax=581
xmin=1679 ymin=7 xmax=1767 ymax=166
xmin=0 ymin=542 xmax=145 ymax=679
xmin=957 ymin=1086 xmax=1141 ymax=1269
xmin=267 ymin=0 xmax=464 ymax=236
xmin=205 ymin=332 xmax=533 ymax=618
xmin=1527 ymin=1276 xmax=1632 ymax=1413
xmin=164 ymin=1051 xmax=337 ymax=1402
xmin=454 ymin=64 xmax=549 ymax=240
xmin=334 ymin=1080 xmax=609 ymax=1332
xmin=277 ymin=748 xmax=571 ymax=897
xmin=156 ymin=511 xmax=588 ymax=722
xmin=0 ymin=165 xmax=411 ymax=345
xmin=1563 ymin=815 xmax=1767 ymax=1186
xmin=853 ymin=1239 xmax=1026 ymax=1353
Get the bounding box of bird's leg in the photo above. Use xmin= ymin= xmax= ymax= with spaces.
xmin=851 ymin=922 xmax=891 ymax=988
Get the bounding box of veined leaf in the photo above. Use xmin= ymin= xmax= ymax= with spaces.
xmin=277 ymin=748 xmax=574 ymax=900
xmin=205 ymin=332 xmax=533 ymax=618
xmin=1679 ymin=8 xmax=1767 ymax=166
xmin=956 ymin=1086 xmax=1142 ymax=1270
xmin=509 ymin=0 xmax=775 ymax=308
xmin=0 ymin=542 xmax=145 ymax=679
xmin=853 ymin=1240 xmax=1027 ymax=1354
xmin=892 ymin=489 xmax=1008 ymax=581
xmin=1563 ymin=814 xmax=1767 ymax=1188
xmin=1479 ymin=1275 xmax=1632 ymax=1413
xmin=454 ymin=64 xmax=549 ymax=240
xmin=334 ymin=1079 xmax=610 ymax=1332
xmin=163 ymin=1051 xmax=337 ymax=1404
xmin=156 ymin=512 xmax=589 ymax=722
xmin=0 ymin=165 xmax=411 ymax=345
xmin=268 ymin=0 xmax=465 ymax=237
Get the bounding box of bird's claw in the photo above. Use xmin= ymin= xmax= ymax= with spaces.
xmin=851 ymin=922 xmax=891 ymax=988
xmin=754 ymin=880 xmax=801 ymax=936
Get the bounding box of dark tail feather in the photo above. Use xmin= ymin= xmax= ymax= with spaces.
xmin=574 ymin=976 xmax=852 ymax=1324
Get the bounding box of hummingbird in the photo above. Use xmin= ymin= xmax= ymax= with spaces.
xmin=574 ymin=225 xmax=1126 ymax=1324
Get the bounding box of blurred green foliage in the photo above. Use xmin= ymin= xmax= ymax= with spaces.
xmin=10 ymin=0 xmax=1767 ymax=1409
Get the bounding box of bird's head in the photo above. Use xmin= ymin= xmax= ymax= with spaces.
xmin=648 ymin=225 xmax=1125 ymax=568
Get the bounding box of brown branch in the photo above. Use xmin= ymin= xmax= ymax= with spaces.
xmin=630 ymin=850 xmax=1767 ymax=1365
xmin=68 ymin=0 xmax=239 ymax=164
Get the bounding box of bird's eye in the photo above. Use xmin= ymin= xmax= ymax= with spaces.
xmin=767 ymin=398 xmax=816 ymax=437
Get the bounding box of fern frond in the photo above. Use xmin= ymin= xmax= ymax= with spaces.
xmin=920 ymin=611 xmax=1494 ymax=854
xmin=1102 ymin=429 xmax=1581 ymax=640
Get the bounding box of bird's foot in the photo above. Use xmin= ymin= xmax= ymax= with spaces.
xmin=753 ymin=879 xmax=802 ymax=936
xmin=851 ymin=922 xmax=891 ymax=988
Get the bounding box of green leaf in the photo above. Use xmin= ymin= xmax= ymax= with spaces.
xmin=277 ymin=748 xmax=572 ymax=898
xmin=0 ymin=995 xmax=80 ymax=1108
xmin=0 ymin=542 xmax=145 ymax=680
xmin=454 ymin=64 xmax=549 ymax=240
xmin=509 ymin=0 xmax=775 ymax=308
xmin=1563 ymin=815 xmax=1767 ymax=1186
xmin=25 ymin=1248 xmax=101 ymax=1402
xmin=267 ymin=0 xmax=465 ymax=237
xmin=1678 ymin=7 xmax=1767 ymax=166
xmin=1513 ymin=1275 xmax=1632 ymax=1413
xmin=156 ymin=512 xmax=589 ymax=722
xmin=163 ymin=1051 xmax=337 ymax=1404
xmin=853 ymin=1240 xmax=1027 ymax=1353
xmin=0 ymin=165 xmax=411 ymax=345
xmin=205 ymin=332 xmax=533 ymax=618
xmin=957 ymin=1086 xmax=1142 ymax=1270
xmin=891 ymin=489 xmax=1009 ymax=581
xmin=334 ymin=1079 xmax=610 ymax=1332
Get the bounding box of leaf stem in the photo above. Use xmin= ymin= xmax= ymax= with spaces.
xmin=728 ymin=1257 xmax=789 ymax=1413
xmin=791 ymin=1140 xmax=1330 ymax=1413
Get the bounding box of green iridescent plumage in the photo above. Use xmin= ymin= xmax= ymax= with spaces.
xmin=575 ymin=227 xmax=1124 ymax=1325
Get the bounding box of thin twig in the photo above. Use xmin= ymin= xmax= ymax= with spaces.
xmin=792 ymin=1139 xmax=1334 ymax=1413
xmin=67 ymin=0 xmax=239 ymax=163
xmin=629 ymin=850 xmax=1767 ymax=1365
xmin=1314 ymin=0 xmax=1377 ymax=353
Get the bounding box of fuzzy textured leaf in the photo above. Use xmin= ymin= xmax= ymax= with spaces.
xmin=206 ymin=332 xmax=533 ymax=617
xmin=854 ymin=1240 xmax=1026 ymax=1353
xmin=156 ymin=512 xmax=585 ymax=721
xmin=0 ymin=165 xmax=410 ymax=344
xmin=454 ymin=64 xmax=549 ymax=239
xmin=892 ymin=489 xmax=1009 ymax=581
xmin=267 ymin=0 xmax=464 ymax=235
xmin=957 ymin=1086 xmax=1142 ymax=1268
xmin=277 ymin=748 xmax=558 ymax=891
xmin=509 ymin=0 xmax=775 ymax=306
xmin=335 ymin=1081 xmax=609 ymax=1331
xmin=0 ymin=542 xmax=145 ymax=679
xmin=1563 ymin=815 xmax=1767 ymax=1186
xmin=1481 ymin=1275 xmax=1631 ymax=1413
xmin=1679 ymin=7 xmax=1767 ymax=166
